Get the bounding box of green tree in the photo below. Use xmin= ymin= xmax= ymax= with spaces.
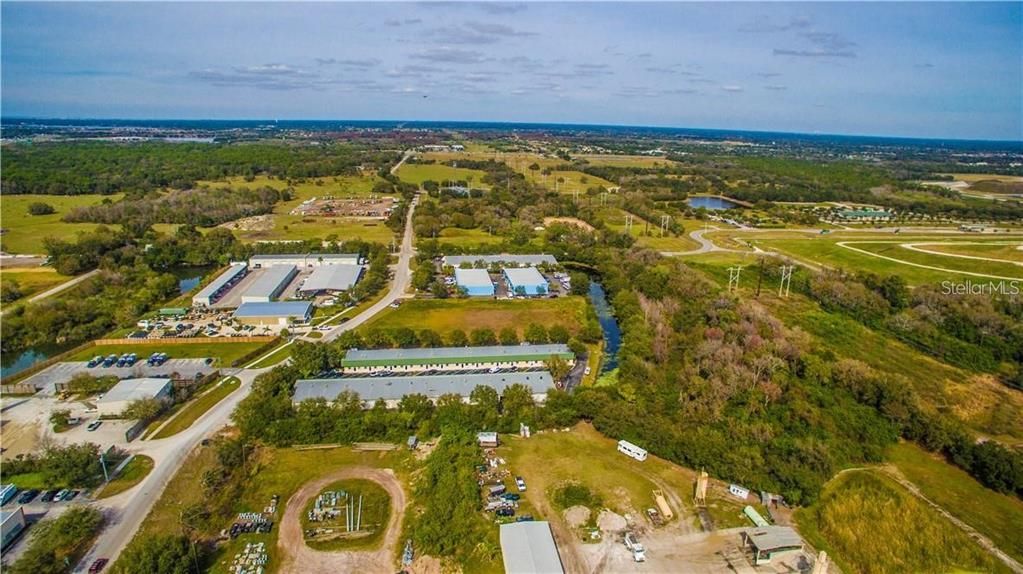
xmin=498 ymin=327 xmax=519 ymax=345
xmin=418 ymin=329 xmax=443 ymax=348
xmin=470 ymin=328 xmax=497 ymax=346
xmin=545 ymin=355 xmax=571 ymax=382
xmin=49 ymin=409 xmax=71 ymax=432
xmin=524 ymin=323 xmax=549 ymax=344
xmin=1 ymin=279 xmax=23 ymax=303
xmin=447 ymin=329 xmax=469 ymax=346
xmin=40 ymin=443 xmax=104 ymax=488
xmin=114 ymin=534 xmax=196 ymax=574
xmin=27 ymin=201 xmax=56 ymax=215
xmin=9 ymin=506 xmax=103 ymax=574
xmin=548 ymin=325 xmax=570 ymax=344
xmin=122 ymin=397 xmax=165 ymax=421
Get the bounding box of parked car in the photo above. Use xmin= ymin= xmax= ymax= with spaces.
xmin=54 ymin=489 xmax=69 ymax=501
xmin=501 ymin=493 xmax=520 ymax=501
xmin=39 ymin=490 xmax=57 ymax=502
xmin=102 ymin=354 xmax=118 ymax=367
xmin=515 ymin=477 xmax=527 ymax=492
xmin=87 ymin=420 xmax=103 ymax=432
xmin=88 ymin=558 xmax=109 ymax=573
xmin=64 ymin=490 xmax=80 ymax=501
xmin=496 ymin=507 xmax=515 ymax=517
xmin=86 ymin=356 xmax=103 ymax=368
xmin=17 ymin=489 xmax=39 ymax=504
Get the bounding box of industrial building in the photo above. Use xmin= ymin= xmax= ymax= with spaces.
xmin=249 ymin=253 xmax=360 ymax=268
xmin=340 ymin=344 xmax=575 ymax=373
xmin=297 ymin=264 xmax=364 ymax=296
xmin=742 ymin=526 xmax=804 ymax=565
xmin=95 ymin=377 xmax=173 ymax=417
xmin=292 ymin=371 xmax=556 ymax=408
xmin=444 ymin=254 xmax=558 ymax=268
xmin=500 ymin=521 xmax=565 ymax=574
xmin=241 ymin=265 xmax=298 ymax=303
xmin=504 ymin=267 xmax=549 ymax=296
xmin=454 ymin=267 xmax=495 ymax=297
xmin=233 ymin=301 xmax=312 ymax=326
xmin=191 ymin=263 xmax=247 ymax=307
xmin=1 ymin=507 xmax=26 ymax=550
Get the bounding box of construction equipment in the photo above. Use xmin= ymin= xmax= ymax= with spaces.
xmin=652 ymin=490 xmax=674 ymax=520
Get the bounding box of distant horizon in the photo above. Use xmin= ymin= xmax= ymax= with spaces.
xmin=5 ymin=116 xmax=1023 ymax=145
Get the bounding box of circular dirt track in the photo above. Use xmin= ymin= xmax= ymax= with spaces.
xmin=277 ymin=467 xmax=407 ymax=574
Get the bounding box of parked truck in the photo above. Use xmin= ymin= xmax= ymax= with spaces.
xmin=624 ymin=532 xmax=646 ymax=562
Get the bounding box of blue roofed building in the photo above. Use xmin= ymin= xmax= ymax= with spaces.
xmin=455 ymin=267 xmax=495 ymax=297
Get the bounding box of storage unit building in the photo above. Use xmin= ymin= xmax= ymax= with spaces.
xmin=341 ymin=344 xmax=575 ymax=374
xmin=454 ymin=267 xmax=495 ymax=297
xmin=249 ymin=253 xmax=360 ymax=268
xmin=191 ymin=263 xmax=247 ymax=307
xmin=95 ymin=377 xmax=173 ymax=417
xmin=1 ymin=508 xmax=26 ymax=550
xmin=444 ymin=254 xmax=558 ymax=268
xmin=477 ymin=432 xmax=499 ymax=448
xmin=233 ymin=301 xmax=313 ymax=326
xmin=500 ymin=521 xmax=565 ymax=574
xmin=293 ymin=371 xmax=556 ymax=408
xmin=503 ymin=267 xmax=549 ymax=296
xmin=297 ymin=264 xmax=364 ymax=295
xmin=241 ymin=265 xmax=297 ymax=303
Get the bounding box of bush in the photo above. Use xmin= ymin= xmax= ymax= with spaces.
xmin=27 ymin=202 xmax=55 ymax=215
xmin=553 ymin=482 xmax=602 ymax=509
xmin=9 ymin=506 xmax=103 ymax=574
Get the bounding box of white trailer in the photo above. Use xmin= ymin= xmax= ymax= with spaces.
xmin=617 ymin=440 xmax=648 ymax=462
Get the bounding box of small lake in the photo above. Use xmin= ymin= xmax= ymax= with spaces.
xmin=0 ymin=344 xmax=71 ymax=380
xmin=171 ymin=266 xmax=212 ymax=294
xmin=587 ymin=280 xmax=621 ymax=373
xmin=688 ymin=196 xmax=741 ymax=210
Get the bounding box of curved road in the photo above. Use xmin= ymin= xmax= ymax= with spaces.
xmin=76 ymin=155 xmax=419 ymax=570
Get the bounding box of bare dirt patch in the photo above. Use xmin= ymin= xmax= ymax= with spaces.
xmin=220 ymin=214 xmax=274 ymax=232
xmin=292 ymin=197 xmax=395 ymax=218
xmin=564 ymin=505 xmax=591 ymax=528
xmin=596 ymin=509 xmax=627 ymax=532
xmin=544 ymin=217 xmax=596 ymax=232
xmin=277 ymin=467 xmax=406 ymax=574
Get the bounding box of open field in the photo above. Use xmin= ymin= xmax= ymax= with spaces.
xmin=922 ymin=242 xmax=1023 ymax=261
xmin=575 ymin=154 xmax=675 ymax=168
xmin=847 ymin=241 xmax=1023 ymax=280
xmin=601 ymin=207 xmax=702 ymax=252
xmin=0 ymin=267 xmax=70 ymax=303
xmin=396 ymin=163 xmax=489 ymax=187
xmin=95 ymin=455 xmax=155 ymax=499
xmin=795 ymin=470 xmax=1010 ymax=574
xmin=70 ymin=341 xmax=268 ymax=367
xmin=942 ymin=173 xmax=1023 ymax=184
xmin=199 ymin=174 xmax=385 ymax=208
xmin=0 ymin=193 xmax=124 ymax=254
xmin=359 ymin=296 xmax=590 ymax=338
xmin=249 ymin=343 xmax=294 ymax=369
xmin=419 ymin=151 xmax=618 ymax=191
xmin=435 ymin=227 xmax=505 ymax=246
xmin=151 ymin=377 xmax=240 ymax=439
xmin=888 ymin=442 xmax=1023 ymax=563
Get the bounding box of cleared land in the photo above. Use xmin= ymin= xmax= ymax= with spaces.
xmin=95 ymin=455 xmax=155 ymax=499
xmin=359 ymin=296 xmax=590 ymax=338
xmin=298 ymin=478 xmax=392 ymax=551
xmin=888 ymin=442 xmax=1023 ymax=564
xmin=795 ymin=470 xmax=1010 ymax=574
xmin=70 ymin=341 xmax=269 ymax=367
xmin=396 ymin=163 xmax=489 ymax=187
xmin=0 ymin=193 xmax=124 ymax=254
xmin=151 ymin=377 xmax=241 ymax=439
xmin=435 ymin=227 xmax=505 ymax=246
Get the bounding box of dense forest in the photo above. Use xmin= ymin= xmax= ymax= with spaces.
xmin=63 ymin=186 xmax=285 ymax=229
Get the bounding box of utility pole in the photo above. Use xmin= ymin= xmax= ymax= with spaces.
xmin=727 ymin=266 xmax=743 ymax=293
xmin=99 ymin=451 xmax=109 ymax=482
xmin=755 ymin=257 xmax=765 ymax=297
xmin=660 ymin=215 xmax=670 ymax=237
xmin=624 ymin=214 xmax=634 ymax=233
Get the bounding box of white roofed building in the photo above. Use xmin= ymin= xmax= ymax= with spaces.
xmin=298 ymin=264 xmax=364 ymax=295
xmin=95 ymin=377 xmax=173 ymax=417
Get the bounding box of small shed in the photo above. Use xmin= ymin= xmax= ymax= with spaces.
xmin=743 ymin=526 xmax=803 ymax=565
xmin=478 ymin=432 xmax=499 ymax=448
xmin=407 ymin=435 xmax=419 ymax=450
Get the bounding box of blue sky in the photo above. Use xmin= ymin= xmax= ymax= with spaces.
xmin=2 ymin=2 xmax=1021 ymax=140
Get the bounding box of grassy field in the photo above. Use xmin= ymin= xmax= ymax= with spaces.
xmin=95 ymin=455 xmax=155 ymax=499
xmin=151 ymin=378 xmax=240 ymax=439
xmin=0 ymin=193 xmax=124 ymax=254
xmin=888 ymin=442 xmax=1023 ymax=563
xmin=848 ymin=241 xmax=1023 ymax=279
xmin=500 ymin=423 xmax=761 ymax=533
xmin=301 ymin=478 xmax=391 ymax=551
xmin=231 ymin=214 xmax=395 ymax=244
xmin=131 ymin=441 xmax=410 ymax=574
xmin=5 ymin=472 xmax=47 ymax=490
xmin=435 ymin=227 xmax=505 ymax=246
xmin=419 ymin=151 xmax=619 ymax=192
xmin=795 ymin=470 xmax=1009 ymax=574
xmin=0 ymin=267 xmax=70 ymax=303
xmin=396 ymin=163 xmax=489 ymax=188
xmin=922 ymin=242 xmax=1023 ymax=261
xmin=70 ymin=341 xmax=269 ymax=367
xmin=249 ymin=343 xmax=294 ymax=368
xmin=360 ymin=296 xmax=590 ymax=339
xmin=601 ymin=208 xmax=703 ymax=252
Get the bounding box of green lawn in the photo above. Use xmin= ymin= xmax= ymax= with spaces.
xmin=151 ymin=378 xmax=240 ymax=439
xmin=95 ymin=455 xmax=155 ymax=499
xmin=71 ymin=341 xmax=269 ymax=368
xmin=923 ymin=242 xmax=1023 ymax=261
xmin=360 ymin=296 xmax=590 ymax=339
xmin=0 ymin=267 xmax=71 ymax=303
xmin=301 ymin=478 xmax=391 ymax=551
xmin=888 ymin=442 xmax=1023 ymax=563
xmin=397 ymin=163 xmax=489 ymax=188
xmin=0 ymin=194 xmax=124 ymax=254
xmin=848 ymin=241 xmax=1023 ymax=279
xmin=249 ymin=343 xmax=294 ymax=368
xmin=795 ymin=470 xmax=1009 ymax=574
xmin=5 ymin=472 xmax=48 ymax=490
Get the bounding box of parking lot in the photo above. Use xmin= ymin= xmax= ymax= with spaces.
xmin=21 ymin=358 xmax=214 ymax=395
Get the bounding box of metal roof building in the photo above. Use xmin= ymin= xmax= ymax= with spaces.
xmin=95 ymin=377 xmax=173 ymax=417
xmin=341 ymin=344 xmax=574 ymax=371
xmin=743 ymin=526 xmax=804 ymax=565
xmin=192 ymin=263 xmax=247 ymax=307
xmin=454 ymin=267 xmax=495 ymax=297
xmin=500 ymin=521 xmax=565 ymax=574
xmin=293 ymin=371 xmax=556 ymax=408
xmin=503 ymin=267 xmax=549 ymax=296
xmin=241 ymin=265 xmax=297 ymax=303
xmin=249 ymin=253 xmax=360 ymax=268
xmin=298 ymin=264 xmax=364 ymax=295
xmin=444 ymin=254 xmax=558 ymax=267
xmin=233 ymin=301 xmax=312 ymax=326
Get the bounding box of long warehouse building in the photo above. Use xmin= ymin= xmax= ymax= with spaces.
xmin=249 ymin=253 xmax=360 ymax=268
xmin=500 ymin=521 xmax=565 ymax=574
xmin=341 ymin=344 xmax=575 ymax=373
xmin=298 ymin=264 xmax=364 ymax=295
xmin=241 ymin=265 xmax=297 ymax=303
xmin=293 ymin=371 xmax=556 ymax=408
xmin=192 ymin=263 xmax=247 ymax=307
xmin=443 ymin=253 xmax=558 ymax=267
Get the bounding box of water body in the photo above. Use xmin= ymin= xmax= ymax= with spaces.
xmin=688 ymin=196 xmax=740 ymax=211
xmin=173 ymin=267 xmax=210 ymax=294
xmin=586 ymin=279 xmax=622 ymax=373
xmin=0 ymin=344 xmax=69 ymax=380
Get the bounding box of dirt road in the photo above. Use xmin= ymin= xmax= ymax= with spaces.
xmin=277 ymin=467 xmax=407 ymax=574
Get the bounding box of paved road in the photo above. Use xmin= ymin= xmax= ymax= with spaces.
xmin=29 ymin=269 xmax=100 ymax=303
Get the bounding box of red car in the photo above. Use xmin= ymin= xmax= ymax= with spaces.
xmin=88 ymin=558 xmax=108 ymax=573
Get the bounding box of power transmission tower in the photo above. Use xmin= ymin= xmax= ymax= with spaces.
xmin=624 ymin=214 xmax=634 ymax=233
xmin=755 ymin=257 xmax=765 ymax=297
xmin=660 ymin=215 xmax=670 ymax=236
xmin=778 ymin=265 xmax=795 ymax=297
xmin=727 ymin=266 xmax=743 ymax=292
xmin=600 ymin=191 xmax=608 ymax=206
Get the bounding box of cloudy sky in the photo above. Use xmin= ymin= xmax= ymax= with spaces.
xmin=2 ymin=2 xmax=1021 ymax=140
